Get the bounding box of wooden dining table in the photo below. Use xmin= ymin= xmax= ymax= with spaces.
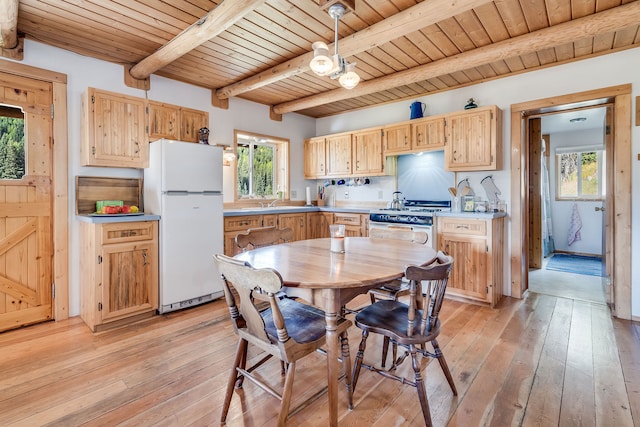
xmin=234 ymin=236 xmax=437 ymax=426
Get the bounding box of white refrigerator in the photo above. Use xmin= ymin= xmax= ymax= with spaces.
xmin=144 ymin=139 xmax=224 ymax=313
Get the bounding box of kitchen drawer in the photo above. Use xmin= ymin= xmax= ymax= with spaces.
xmin=224 ymin=215 xmax=263 ymax=231
xmin=437 ymin=217 xmax=486 ymax=236
xmin=263 ymin=214 xmax=277 ymax=227
xmin=101 ymin=222 xmax=156 ymax=244
xmin=334 ymin=213 xmax=361 ymax=226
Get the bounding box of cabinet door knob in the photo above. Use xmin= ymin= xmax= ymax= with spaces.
xmin=142 ymin=251 xmax=148 ymax=266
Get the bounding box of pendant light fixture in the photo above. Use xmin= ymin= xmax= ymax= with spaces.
xmin=309 ymin=2 xmax=360 ymax=90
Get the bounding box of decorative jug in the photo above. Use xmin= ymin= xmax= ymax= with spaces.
xmin=409 ymin=101 xmax=426 ymax=119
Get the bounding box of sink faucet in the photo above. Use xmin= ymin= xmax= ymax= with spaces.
xmin=267 ymin=199 xmax=278 ymax=208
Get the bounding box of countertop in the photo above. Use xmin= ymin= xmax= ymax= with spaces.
xmin=436 ymin=211 xmax=507 ymax=219
xmin=76 ymin=213 xmax=161 ymax=224
xmin=224 ymin=206 xmax=371 ymax=216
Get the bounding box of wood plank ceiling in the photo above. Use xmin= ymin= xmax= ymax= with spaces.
xmin=14 ymin=0 xmax=640 ymax=118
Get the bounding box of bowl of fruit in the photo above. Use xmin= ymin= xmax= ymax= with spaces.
xmin=95 ymin=200 xmax=141 ymax=215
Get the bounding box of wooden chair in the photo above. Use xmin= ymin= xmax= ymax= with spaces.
xmin=234 ymin=226 xmax=293 ymax=252
xmin=367 ymin=226 xmax=429 ymax=366
xmin=214 ymin=254 xmax=353 ymax=426
xmin=368 ymin=226 xmax=428 ymax=303
xmin=351 ymin=252 xmax=456 ymax=427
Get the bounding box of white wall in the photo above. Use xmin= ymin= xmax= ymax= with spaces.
xmin=317 ymin=47 xmax=640 ymax=316
xmin=13 ymin=39 xmax=315 ymax=316
xmin=549 ymin=128 xmax=604 ymax=255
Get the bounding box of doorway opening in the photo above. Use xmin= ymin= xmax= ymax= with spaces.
xmin=510 ymin=84 xmax=631 ymax=319
xmin=527 ymin=107 xmax=608 ymax=305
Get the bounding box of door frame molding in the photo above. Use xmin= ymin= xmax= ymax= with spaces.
xmin=0 ymin=59 xmax=69 ymax=321
xmin=510 ymin=84 xmax=632 ymax=319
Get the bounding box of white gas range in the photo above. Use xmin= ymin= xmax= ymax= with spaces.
xmin=368 ymin=200 xmax=451 ymax=248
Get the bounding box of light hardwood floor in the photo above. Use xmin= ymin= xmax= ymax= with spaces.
xmin=1 ymin=291 xmax=638 ymax=426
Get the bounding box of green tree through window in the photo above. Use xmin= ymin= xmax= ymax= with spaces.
xmin=0 ymin=116 xmax=25 ymax=179
xmin=556 ymin=148 xmax=603 ymax=199
xmin=237 ymin=143 xmax=275 ymax=197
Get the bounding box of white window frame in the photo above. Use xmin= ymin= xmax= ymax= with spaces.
xmin=555 ymin=144 xmax=604 ymax=201
xmin=234 ymin=130 xmax=289 ymax=201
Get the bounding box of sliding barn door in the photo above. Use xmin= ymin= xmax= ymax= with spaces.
xmin=0 ymin=73 xmax=53 ymax=332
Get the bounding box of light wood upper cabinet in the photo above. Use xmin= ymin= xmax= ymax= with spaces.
xmin=148 ymin=102 xmax=208 ymax=143
xmin=412 ymin=115 xmax=446 ymax=151
xmin=352 ymin=128 xmax=384 ymax=175
xmin=325 ymin=133 xmax=352 ymax=176
xmin=383 ymin=123 xmax=411 ymax=155
xmin=82 ymin=87 xmax=148 ymax=168
xmin=180 ymin=107 xmax=209 ymax=143
xmin=445 ymin=105 xmax=502 ymax=171
xmin=304 ymin=136 xmax=326 ymax=179
xmin=302 ymin=105 xmax=502 ymax=177
xmin=148 ymin=101 xmax=179 ymax=141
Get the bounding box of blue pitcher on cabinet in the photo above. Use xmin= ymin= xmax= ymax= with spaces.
xmin=409 ymin=101 xmax=426 ymax=119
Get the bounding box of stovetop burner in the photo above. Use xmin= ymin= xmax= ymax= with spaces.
xmin=403 ymin=200 xmax=451 ymax=209
xmin=369 ymin=200 xmax=451 ymax=225
xmin=372 ymin=200 xmax=451 ymax=215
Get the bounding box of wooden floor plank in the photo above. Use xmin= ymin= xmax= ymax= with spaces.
xmin=559 ymin=300 xmax=596 ymax=427
xmin=1 ymin=292 xmax=639 ymax=427
xmin=487 ymin=293 xmax=558 ymax=426
xmin=521 ymin=297 xmax=573 ymax=427
xmin=446 ymin=293 xmax=541 ymax=426
xmin=591 ymin=304 xmax=634 ymax=426
xmin=612 ymin=318 xmax=640 ymax=425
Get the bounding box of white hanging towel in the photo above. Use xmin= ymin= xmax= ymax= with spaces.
xmin=567 ymin=202 xmax=582 ymax=246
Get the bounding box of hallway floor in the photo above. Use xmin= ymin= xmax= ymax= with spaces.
xmin=528 ymin=257 xmax=607 ymax=304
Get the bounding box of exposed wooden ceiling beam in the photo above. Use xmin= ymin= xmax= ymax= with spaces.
xmin=128 ymin=0 xmax=267 ymax=80
xmin=214 ymin=0 xmax=494 ymax=100
xmin=0 ymin=0 xmax=18 ymax=49
xmin=272 ymin=1 xmax=640 ymax=115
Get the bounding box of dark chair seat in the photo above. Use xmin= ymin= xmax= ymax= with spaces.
xmin=354 ymin=299 xmax=440 ymax=346
xmin=263 ymin=297 xmax=350 ymax=344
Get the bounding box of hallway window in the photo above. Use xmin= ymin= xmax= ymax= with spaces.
xmin=556 ymin=146 xmax=604 ymax=200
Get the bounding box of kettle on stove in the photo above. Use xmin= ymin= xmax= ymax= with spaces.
xmin=391 ymin=191 xmax=404 ymax=210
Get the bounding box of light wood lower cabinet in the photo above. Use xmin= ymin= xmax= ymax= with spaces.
xmin=223 ymin=213 xmax=302 ymax=256
xmin=224 ymin=211 xmax=370 ymax=255
xmin=224 ymin=215 xmax=265 ymax=256
xmin=333 ymin=212 xmax=368 ymax=237
xmin=80 ymin=220 xmax=159 ymax=331
xmin=307 ymin=212 xmax=334 ymax=239
xmin=278 ymin=213 xmax=307 ymax=241
xmin=437 ymin=215 xmax=504 ymax=307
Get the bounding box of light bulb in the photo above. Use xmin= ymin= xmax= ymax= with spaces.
xmin=310 ymin=42 xmax=334 ymax=76
xmin=339 ymin=63 xmax=360 ymax=89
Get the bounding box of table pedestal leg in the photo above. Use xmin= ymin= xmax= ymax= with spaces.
xmin=325 ymin=291 xmax=339 ymax=427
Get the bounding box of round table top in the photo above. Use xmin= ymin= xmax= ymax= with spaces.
xmin=234 ymin=237 xmax=437 ymax=290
